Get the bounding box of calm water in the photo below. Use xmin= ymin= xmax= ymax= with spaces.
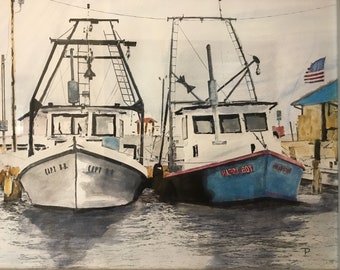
xmin=0 ymin=183 xmax=338 ymax=269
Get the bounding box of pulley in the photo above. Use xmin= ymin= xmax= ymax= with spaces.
xmin=84 ymin=48 xmax=96 ymax=80
xmin=84 ymin=63 xmax=96 ymax=80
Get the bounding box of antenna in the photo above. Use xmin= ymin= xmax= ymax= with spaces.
xmin=87 ymin=3 xmax=90 ymax=16
xmin=218 ymin=0 xmax=223 ymax=18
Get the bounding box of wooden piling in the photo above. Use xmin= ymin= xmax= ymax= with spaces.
xmin=0 ymin=165 xmax=22 ymax=201
xmin=312 ymin=140 xmax=322 ymax=194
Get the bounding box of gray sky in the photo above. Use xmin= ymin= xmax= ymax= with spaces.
xmin=0 ymin=0 xmax=337 ymax=132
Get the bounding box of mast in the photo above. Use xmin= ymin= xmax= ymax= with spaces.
xmin=1 ymin=55 xmax=6 ymax=151
xmin=206 ymin=44 xmax=225 ymax=145
xmin=10 ymin=0 xmax=16 ymax=152
xmin=167 ymin=18 xmax=178 ymax=172
xmin=166 ymin=16 xmax=258 ymax=102
xmin=166 ymin=16 xmax=256 ymax=170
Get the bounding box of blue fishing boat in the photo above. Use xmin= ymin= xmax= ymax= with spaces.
xmin=153 ymin=16 xmax=304 ymax=205
xmin=156 ymin=150 xmax=303 ymax=204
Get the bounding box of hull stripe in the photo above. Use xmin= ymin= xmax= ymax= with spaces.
xmin=166 ymin=150 xmax=304 ymax=178
xmin=19 ymin=146 xmax=146 ymax=180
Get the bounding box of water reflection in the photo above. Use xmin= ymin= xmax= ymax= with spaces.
xmin=21 ymin=204 xmax=133 ymax=268
xmin=0 ymin=185 xmax=337 ymax=269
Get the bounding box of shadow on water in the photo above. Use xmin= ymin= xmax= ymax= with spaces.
xmin=19 ymin=203 xmax=134 ymax=268
xmin=161 ymin=184 xmax=338 ymax=269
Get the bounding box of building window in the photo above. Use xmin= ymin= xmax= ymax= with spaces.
xmin=192 ymin=115 xmax=215 ymax=134
xmin=219 ymin=114 xmax=241 ymax=133
xmin=244 ymin=113 xmax=268 ymax=132
xmin=93 ymin=114 xmax=116 ymax=136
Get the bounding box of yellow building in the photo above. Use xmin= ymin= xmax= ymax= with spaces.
xmin=291 ymin=80 xmax=338 ymax=142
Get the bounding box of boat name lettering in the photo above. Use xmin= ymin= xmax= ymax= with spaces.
xmin=88 ymin=165 xmax=114 ymax=176
xmin=45 ymin=163 xmax=68 ymax=175
xmin=272 ymin=163 xmax=291 ymax=174
xmin=221 ymin=165 xmax=254 ymax=177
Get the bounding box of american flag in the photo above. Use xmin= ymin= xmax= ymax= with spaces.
xmin=304 ymin=57 xmax=326 ymax=83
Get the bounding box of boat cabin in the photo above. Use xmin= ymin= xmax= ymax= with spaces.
xmin=19 ymin=105 xmax=140 ymax=158
xmin=171 ymin=102 xmax=281 ymax=170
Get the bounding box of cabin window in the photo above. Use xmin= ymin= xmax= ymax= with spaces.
xmin=53 ymin=115 xmax=71 ymax=135
xmin=182 ymin=116 xmax=188 ymax=140
xmin=73 ymin=116 xmax=87 ymax=135
xmin=93 ymin=114 xmax=116 ymax=136
xmin=119 ymin=119 xmax=124 ymax=137
xmin=244 ymin=113 xmax=268 ymax=132
xmin=192 ymin=115 xmax=215 ymax=134
xmin=219 ymin=114 xmax=241 ymax=133
xmin=52 ymin=114 xmax=87 ymax=135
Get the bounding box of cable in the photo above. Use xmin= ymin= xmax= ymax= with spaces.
xmin=238 ymin=4 xmax=335 ymax=20
xmin=49 ymin=0 xmax=166 ymax=21
xmin=49 ymin=0 xmax=334 ymax=22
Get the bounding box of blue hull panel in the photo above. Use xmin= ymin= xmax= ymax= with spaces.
xmin=155 ymin=151 xmax=304 ymax=204
xmin=265 ymin=155 xmax=303 ymax=200
xmin=205 ymin=155 xmax=266 ymax=202
xmin=205 ymin=154 xmax=303 ymax=203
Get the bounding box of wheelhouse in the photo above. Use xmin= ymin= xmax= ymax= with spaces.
xmin=177 ymin=102 xmax=276 ymax=140
xmin=173 ymin=102 xmax=279 ymax=170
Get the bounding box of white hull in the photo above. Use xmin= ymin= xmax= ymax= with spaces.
xmin=19 ymin=140 xmax=147 ymax=209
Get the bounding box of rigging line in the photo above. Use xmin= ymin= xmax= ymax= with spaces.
xmin=238 ymin=4 xmax=335 ymax=20
xmin=43 ymin=65 xmax=68 ymax=104
xmin=252 ymin=132 xmax=267 ymax=149
xmin=56 ymin=24 xmax=76 ymax=39
xmin=48 ymin=0 xmax=166 ymax=21
xmin=178 ymin=24 xmax=227 ymax=97
xmin=59 ymin=67 xmax=67 ymax=104
xmin=107 ymin=82 xmax=119 ymax=105
xmin=41 ymin=71 xmax=56 ymax=104
xmin=179 ymin=25 xmax=208 ymax=71
xmin=94 ymin=62 xmax=111 ymax=104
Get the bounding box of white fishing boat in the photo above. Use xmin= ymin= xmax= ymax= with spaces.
xmin=153 ymin=16 xmax=304 ymax=205
xmin=18 ymin=17 xmax=148 ymax=209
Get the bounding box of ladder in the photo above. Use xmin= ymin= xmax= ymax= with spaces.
xmin=225 ymin=20 xmax=257 ymax=101
xmin=104 ymin=32 xmax=136 ymax=106
xmin=168 ymin=18 xmax=181 ymax=171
